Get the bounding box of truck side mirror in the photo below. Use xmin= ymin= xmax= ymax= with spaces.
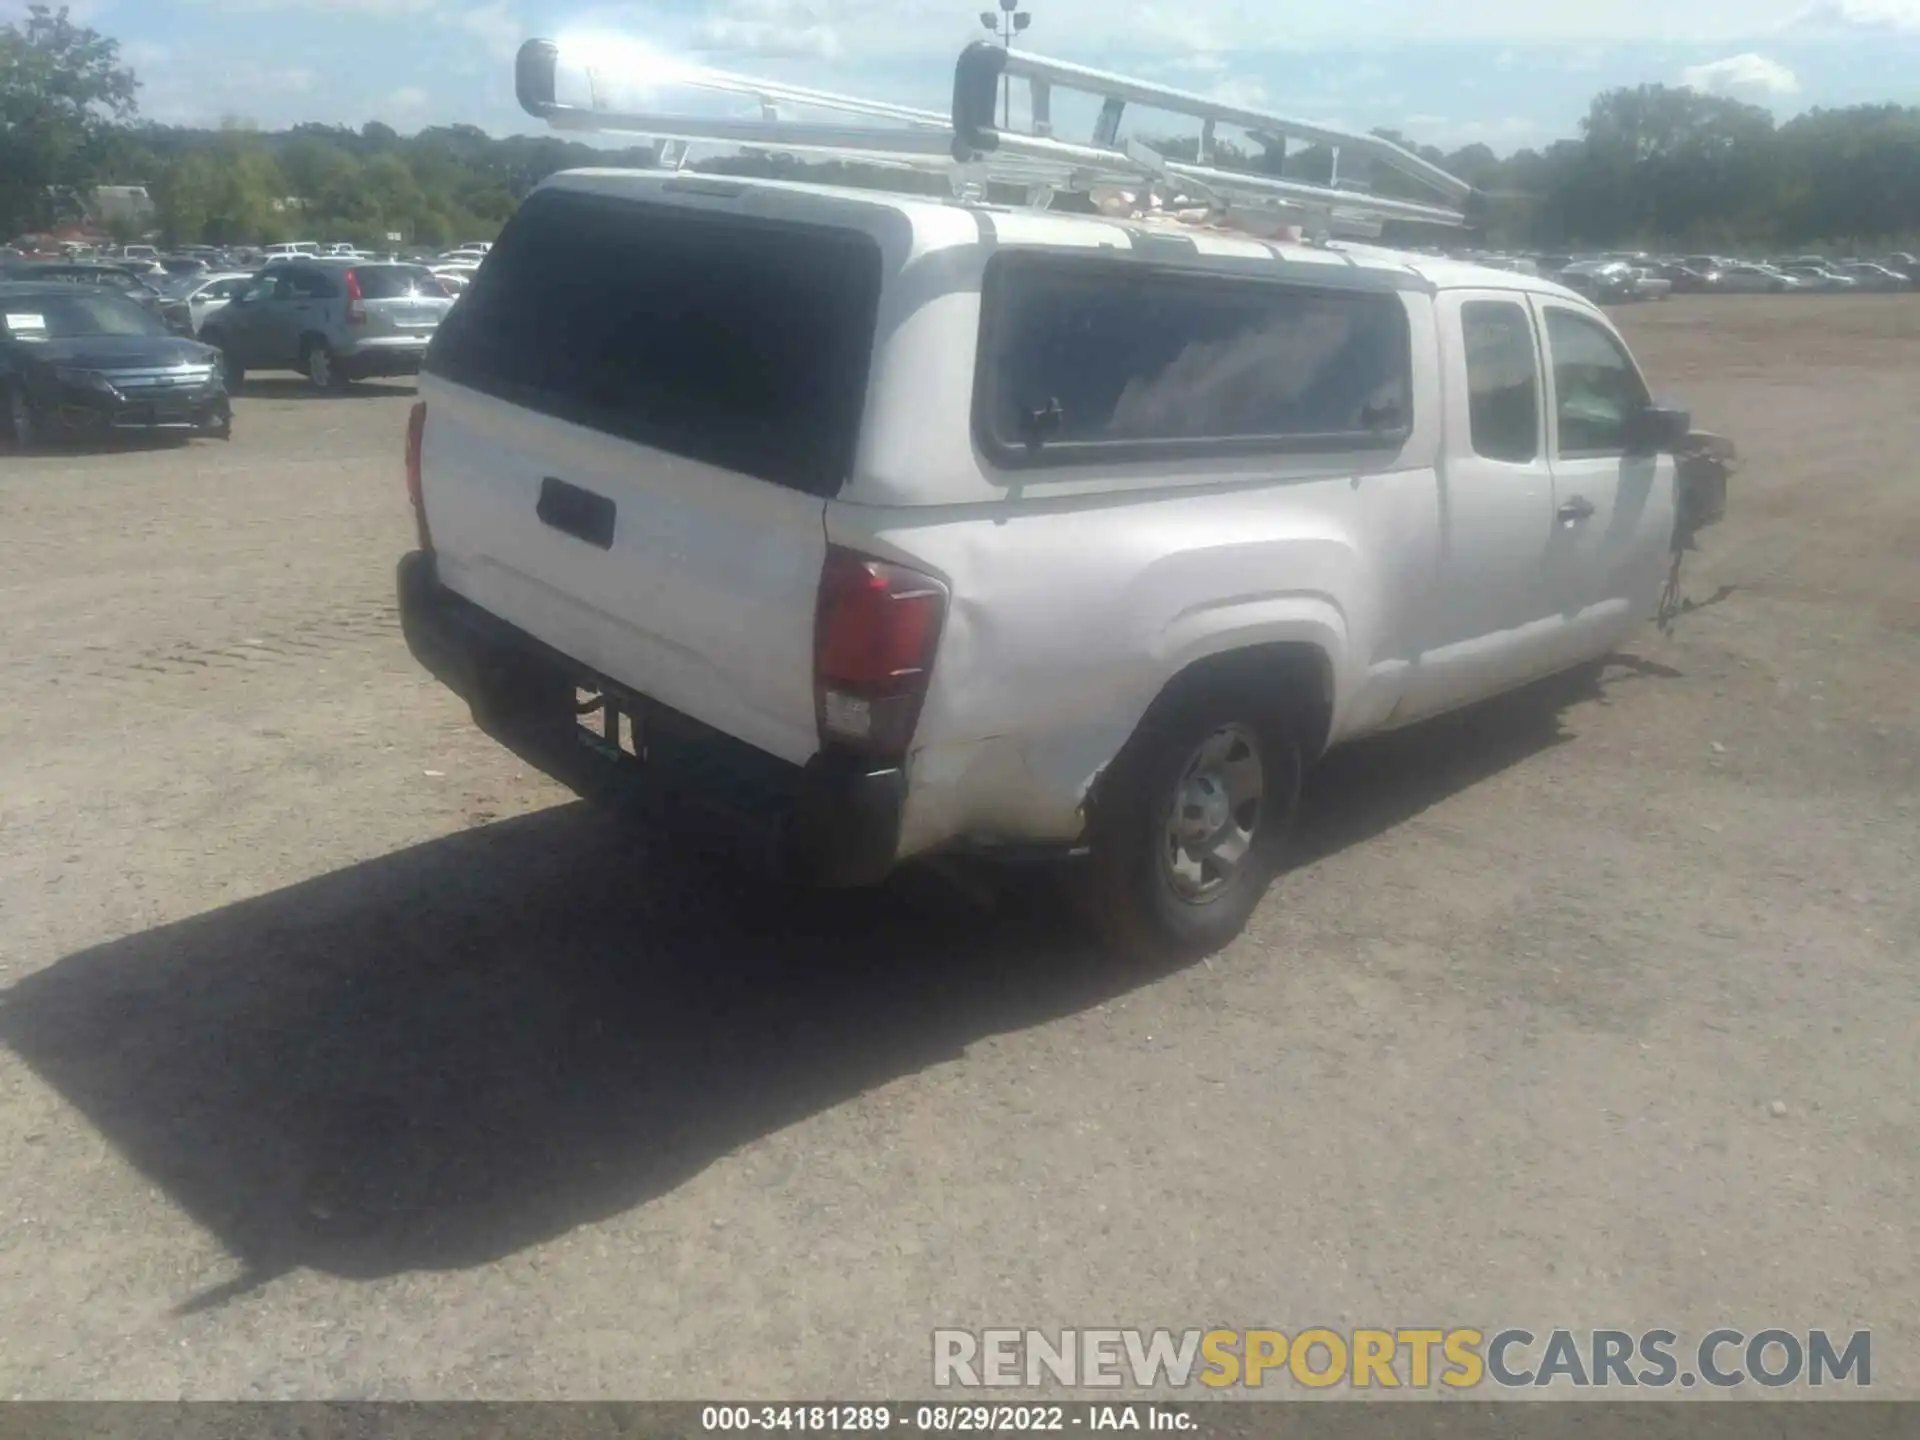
xmin=1628 ymin=403 xmax=1691 ymax=453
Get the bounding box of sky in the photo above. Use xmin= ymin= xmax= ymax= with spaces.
xmin=10 ymin=0 xmax=1920 ymax=155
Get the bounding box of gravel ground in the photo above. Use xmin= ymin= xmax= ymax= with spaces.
xmin=0 ymin=298 xmax=1913 ymax=1400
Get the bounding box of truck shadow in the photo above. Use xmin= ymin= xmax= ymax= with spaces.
xmin=0 ymin=657 xmax=1660 ymax=1306
xmin=1295 ymin=656 xmax=1665 ymax=863
xmin=0 ymin=810 xmax=1125 ymax=1309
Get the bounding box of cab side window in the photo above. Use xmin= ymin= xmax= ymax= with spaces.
xmin=1544 ymin=308 xmax=1651 ymax=455
xmin=1461 ymin=300 xmax=1539 ymax=463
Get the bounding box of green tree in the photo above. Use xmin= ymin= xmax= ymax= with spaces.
xmin=153 ymin=151 xmax=218 ymax=245
xmin=362 ymin=152 xmax=422 ymax=231
xmin=0 ymin=3 xmax=141 ymax=236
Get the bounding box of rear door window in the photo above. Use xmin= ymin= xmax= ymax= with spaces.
xmin=977 ymin=257 xmax=1413 ymax=467
xmin=1461 ymin=299 xmax=1539 ymax=463
xmin=426 ymin=186 xmax=884 ymax=498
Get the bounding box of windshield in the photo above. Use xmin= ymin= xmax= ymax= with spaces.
xmin=1 ymin=289 xmax=168 ymax=340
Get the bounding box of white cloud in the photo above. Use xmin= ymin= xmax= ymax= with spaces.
xmin=1786 ymin=0 xmax=1920 ymax=32
xmin=1167 ymin=52 xmax=1231 ymax=75
xmin=137 ymin=64 xmax=318 ymax=124
xmin=1 ymin=0 xmax=106 ymax=18
xmin=388 ymin=85 xmax=429 ymax=111
xmin=1207 ymin=75 xmax=1270 ymax=109
xmin=696 ymin=6 xmax=844 ymax=62
xmin=200 ymin=0 xmax=441 ymax=11
xmin=124 ymin=40 xmax=176 ymax=68
xmin=1401 ymin=113 xmax=1542 ymax=152
xmin=1680 ymin=52 xmax=1801 ymax=100
xmin=455 ymin=1 xmax=522 ymax=60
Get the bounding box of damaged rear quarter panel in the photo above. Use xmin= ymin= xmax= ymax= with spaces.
xmin=826 ymin=471 xmax=1425 ymax=858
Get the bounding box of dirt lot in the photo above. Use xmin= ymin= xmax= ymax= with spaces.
xmin=0 ymin=298 xmax=1914 ymax=1400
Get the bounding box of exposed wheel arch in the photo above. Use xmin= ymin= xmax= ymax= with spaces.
xmin=1078 ymin=640 xmax=1334 ymax=850
xmin=1137 ymin=642 xmax=1335 ymax=762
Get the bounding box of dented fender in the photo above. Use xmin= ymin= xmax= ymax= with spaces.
xmin=896 ymin=590 xmax=1356 ymax=860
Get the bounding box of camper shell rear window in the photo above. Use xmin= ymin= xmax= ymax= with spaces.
xmin=424 ymin=186 xmax=885 ymax=498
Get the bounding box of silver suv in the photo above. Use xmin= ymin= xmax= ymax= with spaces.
xmin=200 ymin=258 xmax=453 ymax=391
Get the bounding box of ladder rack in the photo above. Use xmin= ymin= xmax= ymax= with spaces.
xmin=514 ymin=38 xmax=1478 ymax=237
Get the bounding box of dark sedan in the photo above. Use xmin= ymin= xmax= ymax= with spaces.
xmin=1 ymin=283 xmax=232 ymax=447
xmin=0 ymin=260 xmax=173 ymax=325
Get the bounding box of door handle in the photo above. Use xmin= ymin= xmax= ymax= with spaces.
xmin=1557 ymin=496 xmax=1596 ymax=523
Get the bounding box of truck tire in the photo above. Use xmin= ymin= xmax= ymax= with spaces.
xmin=1080 ymin=685 xmax=1302 ymax=963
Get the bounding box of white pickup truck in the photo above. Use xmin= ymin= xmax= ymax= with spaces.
xmin=396 ymin=165 xmax=1727 ymax=960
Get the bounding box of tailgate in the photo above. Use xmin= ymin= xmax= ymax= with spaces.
xmin=361 ymin=294 xmax=448 ymax=337
xmin=419 ymin=384 xmax=830 ymax=765
xmin=416 ymin=185 xmax=886 ymax=768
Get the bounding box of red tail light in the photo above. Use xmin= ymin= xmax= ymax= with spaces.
xmin=344 ymin=268 xmax=367 ymax=325
xmin=405 ymin=400 xmax=431 ymax=552
xmin=813 ymin=546 xmax=948 ymax=760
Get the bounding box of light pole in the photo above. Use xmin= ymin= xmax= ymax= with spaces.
xmin=979 ymin=0 xmax=1030 ymax=131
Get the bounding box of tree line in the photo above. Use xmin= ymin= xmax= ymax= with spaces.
xmin=6 ymin=2 xmax=1919 ymax=255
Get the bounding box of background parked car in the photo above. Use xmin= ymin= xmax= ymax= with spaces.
xmin=104 ymin=258 xmax=171 ymax=284
xmin=0 ymin=281 xmax=231 ymax=447
xmin=1835 ymin=261 xmax=1910 ymax=291
xmin=1556 ymin=259 xmax=1639 ymax=303
xmin=0 ymin=260 xmax=171 ymax=320
xmin=199 ymin=259 xmax=454 ymax=391
xmin=1780 ymin=263 xmax=1857 ymax=291
xmin=1627 ymin=267 xmax=1673 ymax=300
xmin=1714 ymin=262 xmax=1797 ymax=293
xmin=158 ymin=271 xmax=256 ymax=335
xmin=1659 ymin=261 xmax=1720 ymax=293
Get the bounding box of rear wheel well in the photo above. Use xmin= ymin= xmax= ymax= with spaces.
xmin=1137 ymin=643 xmax=1334 ymax=762
xmin=1084 ymin=641 xmax=1334 ymax=834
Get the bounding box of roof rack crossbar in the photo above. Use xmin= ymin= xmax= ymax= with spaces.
xmin=953 ymin=45 xmax=1472 ymax=206
xmin=514 ymin=37 xmax=1475 ymax=232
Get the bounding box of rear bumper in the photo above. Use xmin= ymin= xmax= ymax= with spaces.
xmin=396 ymin=550 xmax=904 ymax=887
xmin=342 ymin=340 xmax=430 ymax=379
